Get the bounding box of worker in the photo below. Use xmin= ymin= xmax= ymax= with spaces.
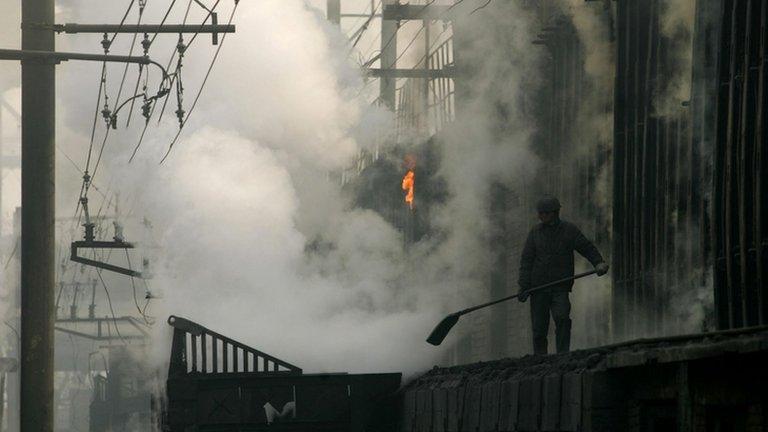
xmin=518 ymin=195 xmax=609 ymax=355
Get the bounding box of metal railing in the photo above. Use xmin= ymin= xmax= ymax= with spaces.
xmin=167 ymin=315 xmax=302 ymax=376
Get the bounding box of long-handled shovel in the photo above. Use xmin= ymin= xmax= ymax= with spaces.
xmin=426 ymin=269 xmax=598 ymax=346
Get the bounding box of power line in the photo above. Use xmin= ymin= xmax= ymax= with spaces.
xmin=112 ymin=1 xmax=147 ymax=116
xmin=160 ymin=0 xmax=240 ymax=163
xmin=350 ymin=1 xmax=382 ymax=48
xmin=95 ymin=269 xmax=127 ymax=344
xmin=470 ymin=0 xmax=492 ymax=15
xmin=125 ymin=250 xmax=152 ymax=324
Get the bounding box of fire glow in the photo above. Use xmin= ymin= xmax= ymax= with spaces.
xmin=402 ymin=170 xmax=414 ymax=209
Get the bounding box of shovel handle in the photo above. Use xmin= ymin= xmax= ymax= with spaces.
xmin=456 ymin=269 xmax=598 ymax=316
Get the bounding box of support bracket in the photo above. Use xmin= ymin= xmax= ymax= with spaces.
xmin=70 ymin=240 xmax=143 ymax=278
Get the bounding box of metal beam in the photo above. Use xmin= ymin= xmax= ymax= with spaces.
xmin=382 ymin=4 xmax=453 ymax=21
xmin=70 ymin=240 xmax=143 ymax=278
xmin=0 ymin=48 xmax=153 ymax=65
xmin=52 ymin=23 xmax=235 ymax=34
xmin=0 ymin=49 xmax=170 ymax=82
xmin=366 ymin=67 xmax=455 ymax=79
xmin=380 ymin=0 xmax=398 ymax=110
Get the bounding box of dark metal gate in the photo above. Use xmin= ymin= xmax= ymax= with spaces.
xmin=163 ymin=316 xmax=401 ymax=432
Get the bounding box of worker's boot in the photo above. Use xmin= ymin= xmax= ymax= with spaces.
xmin=555 ymin=318 xmax=571 ymax=353
xmin=533 ymin=337 xmax=548 ymax=355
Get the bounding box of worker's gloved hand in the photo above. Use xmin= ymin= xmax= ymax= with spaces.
xmin=518 ymin=290 xmax=530 ymax=303
xmin=596 ymin=262 xmax=609 ymax=276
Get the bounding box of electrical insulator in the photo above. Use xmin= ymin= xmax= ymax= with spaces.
xmin=101 ymin=104 xmax=112 ymax=125
xmin=142 ymin=100 xmax=152 ymax=119
xmin=141 ymin=33 xmax=151 ymax=55
xmin=101 ymin=33 xmax=111 ymax=53
xmin=175 ymin=107 xmax=185 ymax=126
xmin=176 ymin=36 xmax=187 ymax=56
xmin=83 ymin=222 xmax=95 ymax=242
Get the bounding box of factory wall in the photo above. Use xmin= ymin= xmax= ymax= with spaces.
xmin=711 ymin=0 xmax=768 ymax=330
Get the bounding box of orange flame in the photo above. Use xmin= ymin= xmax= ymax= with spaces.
xmin=402 ymin=170 xmax=415 ymax=209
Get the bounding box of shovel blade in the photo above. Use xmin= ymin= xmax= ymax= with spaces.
xmin=426 ymin=313 xmax=461 ymax=346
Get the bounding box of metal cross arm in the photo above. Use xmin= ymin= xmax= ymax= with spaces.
xmin=0 ymin=48 xmax=168 ymax=78
xmin=49 ymin=22 xmax=236 ymax=45
xmin=71 ymin=240 xmax=144 ymax=278
xmin=52 ymin=23 xmax=235 ymax=34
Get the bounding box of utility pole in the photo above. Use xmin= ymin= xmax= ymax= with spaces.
xmin=20 ymin=0 xmax=56 ymax=429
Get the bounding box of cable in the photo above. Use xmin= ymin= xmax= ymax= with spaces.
xmin=470 ymin=0 xmax=492 ymax=14
xmin=112 ymin=2 xmax=147 ymax=116
xmin=95 ymin=269 xmax=128 ymax=344
xmin=362 ymin=0 xmax=437 ymax=69
xmin=110 ymin=0 xmax=138 ymax=46
xmin=350 ymin=1 xmax=382 ymax=48
xmin=3 ymin=237 xmax=18 ymax=270
xmin=125 ymin=250 xmax=151 ymax=324
xmin=446 ymin=0 xmax=467 ymax=13
xmin=156 ymin=0 xmax=194 ymax=124
xmin=73 ymin=0 xmax=137 ymax=232
xmin=150 ymin=0 xmax=179 ymax=44
xmin=159 ymin=0 xmax=239 ymax=163
xmin=131 ymin=0 xmax=234 ymax=161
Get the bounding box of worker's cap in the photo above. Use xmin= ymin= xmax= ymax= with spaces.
xmin=536 ymin=195 xmax=561 ymax=213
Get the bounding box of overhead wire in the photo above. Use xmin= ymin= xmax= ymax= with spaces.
xmin=350 ymin=1 xmax=382 ymax=48
xmin=362 ymin=0 xmax=437 ymax=68
xmin=156 ymin=0 xmax=194 ymax=124
xmin=96 ymin=269 xmax=128 ymax=344
xmin=89 ymin=0 xmax=149 ymax=188
xmin=159 ymin=0 xmax=240 ymax=163
xmin=469 ymin=0 xmax=492 ymax=14
xmin=112 ymin=1 xmax=147 ymax=116
xmin=124 ymin=250 xmax=152 ymax=324
xmin=73 ymin=0 xmax=138 ymax=232
xmin=127 ymin=0 xmax=183 ymax=160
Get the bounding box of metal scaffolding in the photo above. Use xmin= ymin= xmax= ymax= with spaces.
xmin=611 ymin=0 xmax=710 ymax=340
xmin=713 ymin=0 xmax=768 ymax=329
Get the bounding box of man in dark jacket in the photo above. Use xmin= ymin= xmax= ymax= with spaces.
xmin=518 ymin=195 xmax=609 ymax=355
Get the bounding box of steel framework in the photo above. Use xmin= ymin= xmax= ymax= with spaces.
xmin=712 ymin=0 xmax=768 ymax=329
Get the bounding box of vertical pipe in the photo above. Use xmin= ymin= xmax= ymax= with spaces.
xmin=639 ymin=0 xmax=656 ymax=336
xmin=423 ymin=18 xmax=430 ymax=132
xmin=326 ymin=0 xmax=341 ymax=26
xmin=755 ymin=1 xmax=767 ymax=325
xmin=723 ymin=0 xmax=742 ymax=328
xmin=713 ymin=0 xmax=735 ymax=330
xmin=612 ymin=0 xmax=629 ymax=341
xmin=736 ymin=0 xmax=754 ymax=326
xmin=20 ymin=0 xmax=55 ymax=427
